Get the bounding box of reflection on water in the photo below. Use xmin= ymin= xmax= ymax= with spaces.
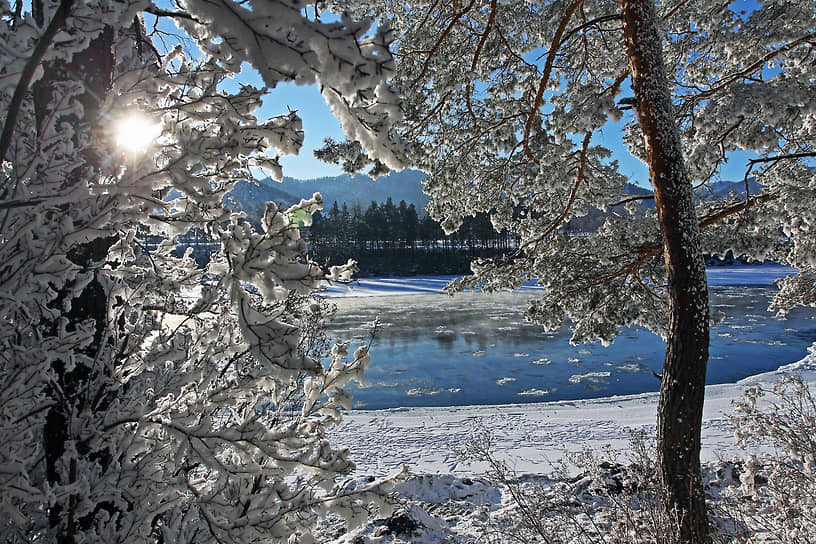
xmin=326 ymin=287 xmax=816 ymax=410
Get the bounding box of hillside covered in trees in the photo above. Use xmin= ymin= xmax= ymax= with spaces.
xmin=191 ymin=177 xmax=767 ymax=273
xmin=307 ymin=198 xmax=518 ymax=275
xmin=225 ymin=169 xmax=429 ymax=222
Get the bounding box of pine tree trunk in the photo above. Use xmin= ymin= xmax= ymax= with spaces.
xmin=620 ymin=1 xmax=710 ymax=542
xmin=32 ymin=5 xmax=116 ymax=538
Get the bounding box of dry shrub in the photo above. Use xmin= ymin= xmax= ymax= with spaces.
xmin=724 ymin=375 xmax=816 ymax=543
xmin=455 ymin=427 xmax=685 ymax=544
xmin=449 ymin=376 xmax=816 ymax=544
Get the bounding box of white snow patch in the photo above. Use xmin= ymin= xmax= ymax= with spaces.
xmin=406 ymin=387 xmax=462 ymax=397
xmin=517 ymin=388 xmax=555 ymax=397
xmin=394 ymin=474 xmax=501 ymax=505
xmin=320 ymin=266 xmax=797 ymax=299
xmin=569 ymin=371 xmax=611 ymax=384
xmin=617 ymin=361 xmax=650 ymax=373
xmin=434 ymin=327 xmax=456 ymax=339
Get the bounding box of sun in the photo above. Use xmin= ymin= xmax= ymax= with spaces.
xmin=114 ymin=114 xmax=162 ymax=154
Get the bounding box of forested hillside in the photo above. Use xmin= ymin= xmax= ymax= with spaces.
xmin=308 ymin=198 xmax=517 ymax=275
xmin=214 ymin=178 xmax=769 ymax=273
xmin=226 ymin=169 xmax=429 ymax=224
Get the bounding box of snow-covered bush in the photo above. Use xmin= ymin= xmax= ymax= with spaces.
xmin=453 ymin=428 xmax=690 ymax=544
xmin=0 ymin=1 xmax=405 ymax=541
xmin=321 ymin=1 xmax=816 ymax=538
xmin=727 ymin=376 xmax=816 ymax=543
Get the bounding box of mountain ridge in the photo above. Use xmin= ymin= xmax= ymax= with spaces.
xmin=278 ymin=169 xmax=428 ymax=209
xmin=226 ymin=169 xmax=762 ymax=228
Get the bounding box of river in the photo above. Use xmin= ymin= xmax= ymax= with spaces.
xmin=323 ymin=267 xmax=816 ymax=410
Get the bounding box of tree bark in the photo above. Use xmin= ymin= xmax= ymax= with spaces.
xmin=32 ymin=5 xmax=116 ymax=539
xmin=620 ymin=1 xmax=711 ymax=542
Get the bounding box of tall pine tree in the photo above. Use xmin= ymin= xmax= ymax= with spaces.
xmin=325 ymin=0 xmax=816 ymax=539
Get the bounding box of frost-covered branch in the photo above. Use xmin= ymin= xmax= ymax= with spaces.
xmin=0 ymin=0 xmax=72 ymax=164
xmin=522 ymin=0 xmax=583 ymax=164
xmin=0 ymin=1 xmax=407 ymax=541
xmin=744 ymin=151 xmax=816 ymax=178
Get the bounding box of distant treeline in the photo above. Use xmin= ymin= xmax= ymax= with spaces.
xmin=308 ymin=198 xmax=518 ymax=276
xmin=151 ymin=197 xmax=763 ymax=275
xmin=309 ymin=198 xmax=516 ymax=250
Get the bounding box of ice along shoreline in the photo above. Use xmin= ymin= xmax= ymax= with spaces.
xmin=320 ymin=264 xmax=797 ymax=298
xmin=328 ymin=264 xmax=815 ymax=475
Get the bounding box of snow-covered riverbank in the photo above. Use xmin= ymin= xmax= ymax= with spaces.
xmin=320 ymin=264 xmax=797 ymax=298
xmin=320 ymin=266 xmax=815 ymax=543
xmin=333 ymin=344 xmax=816 ymax=477
xmin=323 ymin=345 xmax=816 ymax=543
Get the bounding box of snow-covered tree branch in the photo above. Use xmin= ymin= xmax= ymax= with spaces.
xmin=320 ymin=0 xmax=815 ymax=540
xmin=0 ymin=1 xmax=405 ymax=541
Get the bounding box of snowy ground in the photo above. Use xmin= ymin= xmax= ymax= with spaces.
xmin=318 ymin=266 xmax=814 ymax=543
xmin=324 ymin=349 xmax=816 ymax=543
xmin=320 ymin=264 xmax=796 ymax=298
xmin=333 ymin=346 xmax=816 ymax=477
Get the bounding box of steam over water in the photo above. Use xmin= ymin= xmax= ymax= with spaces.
xmin=327 ymin=283 xmax=816 ymax=410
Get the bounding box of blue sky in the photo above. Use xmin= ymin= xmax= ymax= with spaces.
xmin=21 ymin=0 xmax=764 ymax=183
xmin=258 ymin=81 xmax=347 ymax=180
xmin=256 ymin=0 xmax=764 ymax=184
xmin=261 ymin=78 xmax=757 ymax=185
xmin=146 ymin=0 xmax=762 ymax=185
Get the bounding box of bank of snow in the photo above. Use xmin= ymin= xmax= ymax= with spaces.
xmin=320 ymin=264 xmax=795 ymax=298
xmin=322 ymin=267 xmax=813 ymax=543
xmin=333 ymin=343 xmax=816 ymax=478
xmin=323 ymin=345 xmax=816 ymax=543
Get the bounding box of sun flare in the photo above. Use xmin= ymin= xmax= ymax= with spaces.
xmin=115 ymin=114 xmax=162 ymax=154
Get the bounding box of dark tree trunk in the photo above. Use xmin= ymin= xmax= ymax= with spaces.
xmin=32 ymin=4 xmax=116 ymax=540
xmin=620 ymin=1 xmax=711 ymax=542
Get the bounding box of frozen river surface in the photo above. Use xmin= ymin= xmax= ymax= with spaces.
xmin=323 ymin=266 xmax=816 ymax=410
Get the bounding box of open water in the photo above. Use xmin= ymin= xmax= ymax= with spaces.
xmin=326 ymin=274 xmax=816 ymax=410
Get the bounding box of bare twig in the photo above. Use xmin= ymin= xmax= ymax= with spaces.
xmin=0 ymin=198 xmax=44 ymax=210
xmin=410 ymin=0 xmax=477 ymax=88
xmin=742 ymin=151 xmax=816 ymax=194
xmin=144 ymin=5 xmax=199 ymax=21
xmin=558 ymin=12 xmax=622 ymax=47
xmin=609 ymin=194 xmax=655 ymax=207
